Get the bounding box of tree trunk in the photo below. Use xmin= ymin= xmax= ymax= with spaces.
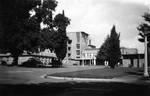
xmin=59 ymin=58 xmax=62 ymax=67
xmin=109 ymin=61 xmax=115 ymax=69
xmin=110 ymin=65 xmax=115 ymax=69
xmin=12 ymin=55 xmax=19 ymax=66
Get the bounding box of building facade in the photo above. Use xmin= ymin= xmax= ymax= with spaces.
xmin=65 ymin=32 xmax=145 ymax=67
xmin=120 ymin=47 xmax=144 ymax=67
xmin=0 ymin=49 xmax=56 ymax=66
xmin=66 ymin=32 xmax=90 ymax=59
xmin=64 ymin=32 xmax=91 ymax=65
xmin=80 ymin=46 xmax=99 ymax=66
xmin=121 ymin=47 xmax=138 ymax=55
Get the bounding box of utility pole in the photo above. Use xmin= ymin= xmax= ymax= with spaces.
xmin=143 ymin=1 xmax=150 ymax=77
xmin=144 ymin=34 xmax=149 ymax=77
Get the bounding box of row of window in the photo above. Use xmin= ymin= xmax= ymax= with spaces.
xmin=82 ymin=53 xmax=96 ymax=58
xmin=68 ymin=44 xmax=80 ymax=51
xmin=67 ymin=43 xmax=81 ymax=59
xmin=76 ymin=44 xmax=80 ymax=49
xmin=68 ymin=47 xmax=71 ymax=51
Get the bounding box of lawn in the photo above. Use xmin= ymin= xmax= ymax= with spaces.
xmin=50 ymin=67 xmax=144 ymax=79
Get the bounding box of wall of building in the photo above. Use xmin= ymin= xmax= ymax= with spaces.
xmin=0 ymin=49 xmax=56 ymax=66
xmin=80 ymin=32 xmax=89 ymax=58
xmin=0 ymin=55 xmax=55 ymax=66
xmin=80 ymin=48 xmax=99 ymax=66
xmin=122 ymin=59 xmax=131 ymax=67
xmin=82 ymin=49 xmax=98 ymax=59
xmin=122 ymin=58 xmax=144 ymax=68
xmin=66 ymin=32 xmax=90 ymax=60
xmin=120 ymin=47 xmax=142 ymax=67
xmin=66 ymin=32 xmax=78 ymax=59
xmin=121 ymin=47 xmax=138 ymax=54
xmin=65 ymin=32 xmax=91 ymax=65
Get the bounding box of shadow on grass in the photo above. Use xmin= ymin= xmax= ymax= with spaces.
xmin=126 ymin=71 xmax=143 ymax=76
xmin=0 ymin=82 xmax=150 ymax=96
xmin=126 ymin=69 xmax=150 ymax=77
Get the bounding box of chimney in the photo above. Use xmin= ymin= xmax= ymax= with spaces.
xmin=89 ymin=40 xmax=91 ymax=45
xmin=62 ymin=10 xmax=65 ymax=16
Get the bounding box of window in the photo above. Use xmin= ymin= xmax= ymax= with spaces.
xmin=68 ymin=53 xmax=71 ymax=57
xmin=68 ymin=40 xmax=72 ymax=44
xmin=76 ymin=32 xmax=80 ymax=42
xmin=87 ymin=53 xmax=89 ymax=57
xmin=76 ymin=44 xmax=80 ymax=49
xmin=82 ymin=53 xmax=85 ymax=58
xmin=76 ymin=50 xmax=80 ymax=55
xmin=76 ymin=56 xmax=80 ymax=58
xmin=89 ymin=53 xmax=91 ymax=58
xmin=68 ymin=47 xmax=71 ymax=51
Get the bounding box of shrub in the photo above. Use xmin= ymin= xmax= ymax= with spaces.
xmin=51 ymin=59 xmax=62 ymax=68
xmin=1 ymin=60 xmax=7 ymax=66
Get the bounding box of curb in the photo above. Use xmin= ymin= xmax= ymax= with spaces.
xmin=44 ymin=75 xmax=133 ymax=83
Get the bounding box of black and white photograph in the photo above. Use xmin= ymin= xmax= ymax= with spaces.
xmin=0 ymin=0 xmax=150 ymax=96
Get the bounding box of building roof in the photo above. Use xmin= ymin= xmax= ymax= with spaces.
xmin=122 ymin=54 xmax=144 ymax=59
xmin=84 ymin=48 xmax=99 ymax=51
xmin=88 ymin=45 xmax=96 ymax=48
xmin=67 ymin=31 xmax=89 ymax=36
xmin=120 ymin=47 xmax=138 ymax=50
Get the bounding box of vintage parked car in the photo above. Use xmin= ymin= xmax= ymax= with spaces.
xmin=20 ymin=58 xmax=43 ymax=67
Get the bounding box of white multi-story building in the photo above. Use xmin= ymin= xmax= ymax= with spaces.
xmin=64 ymin=31 xmax=92 ymax=65
xmin=66 ymin=32 xmax=90 ymax=59
xmin=80 ymin=45 xmax=99 ymax=66
xmin=65 ymin=31 xmax=144 ymax=67
xmin=64 ymin=31 xmax=99 ymax=66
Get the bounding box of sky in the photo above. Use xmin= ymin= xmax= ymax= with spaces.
xmin=55 ymin=0 xmax=150 ymax=53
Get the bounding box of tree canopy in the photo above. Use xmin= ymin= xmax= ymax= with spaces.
xmin=0 ymin=0 xmax=70 ymax=66
xmin=107 ymin=25 xmax=121 ymax=68
xmin=96 ymin=35 xmax=110 ymax=65
xmin=96 ymin=25 xmax=121 ymax=68
xmin=53 ymin=12 xmax=70 ymax=64
xmin=0 ymin=0 xmax=41 ymax=65
xmin=137 ymin=12 xmax=150 ymax=46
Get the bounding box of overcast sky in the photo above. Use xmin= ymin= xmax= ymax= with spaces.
xmin=55 ymin=0 xmax=150 ymax=53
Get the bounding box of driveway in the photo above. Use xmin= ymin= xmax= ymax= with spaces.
xmin=0 ymin=65 xmax=104 ymax=84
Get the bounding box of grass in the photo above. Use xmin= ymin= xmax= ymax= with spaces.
xmin=0 ymin=82 xmax=149 ymax=96
xmin=50 ymin=67 xmax=143 ymax=79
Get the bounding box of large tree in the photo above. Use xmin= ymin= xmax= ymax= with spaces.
xmin=0 ymin=0 xmax=41 ymax=65
xmin=32 ymin=0 xmax=58 ymax=51
xmin=0 ymin=0 xmax=70 ymax=66
xmin=34 ymin=1 xmax=70 ymax=66
xmin=96 ymin=25 xmax=121 ymax=68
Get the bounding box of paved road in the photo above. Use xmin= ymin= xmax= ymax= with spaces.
xmin=0 ymin=65 xmax=104 ymax=84
xmin=1 ymin=66 xmax=150 ymax=96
